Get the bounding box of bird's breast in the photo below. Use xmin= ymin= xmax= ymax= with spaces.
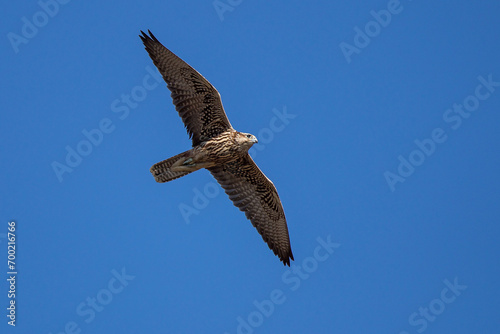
xmin=202 ymin=131 xmax=246 ymax=162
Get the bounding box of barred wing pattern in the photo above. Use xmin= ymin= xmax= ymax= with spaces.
xmin=140 ymin=30 xmax=232 ymax=146
xmin=208 ymin=155 xmax=294 ymax=266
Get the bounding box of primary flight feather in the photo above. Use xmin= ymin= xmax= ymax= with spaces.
xmin=140 ymin=30 xmax=294 ymax=266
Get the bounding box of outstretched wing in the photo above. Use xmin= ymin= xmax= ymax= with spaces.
xmin=208 ymin=155 xmax=294 ymax=266
xmin=140 ymin=30 xmax=232 ymax=146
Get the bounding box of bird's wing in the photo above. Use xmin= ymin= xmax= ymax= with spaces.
xmin=140 ymin=30 xmax=232 ymax=146
xmin=208 ymin=155 xmax=294 ymax=266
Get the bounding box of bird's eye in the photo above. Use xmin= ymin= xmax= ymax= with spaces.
xmin=246 ymin=134 xmax=252 ymax=138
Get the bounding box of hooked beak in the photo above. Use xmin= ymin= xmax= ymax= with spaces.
xmin=252 ymin=137 xmax=258 ymax=144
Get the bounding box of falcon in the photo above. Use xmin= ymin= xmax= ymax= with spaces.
xmin=140 ymin=30 xmax=294 ymax=266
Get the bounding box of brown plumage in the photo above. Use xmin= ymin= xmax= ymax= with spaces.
xmin=140 ymin=30 xmax=294 ymax=266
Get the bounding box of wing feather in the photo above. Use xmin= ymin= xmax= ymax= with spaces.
xmin=140 ymin=30 xmax=232 ymax=146
xmin=208 ymin=155 xmax=294 ymax=266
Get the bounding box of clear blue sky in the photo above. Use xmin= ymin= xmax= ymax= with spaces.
xmin=2 ymin=1 xmax=500 ymax=333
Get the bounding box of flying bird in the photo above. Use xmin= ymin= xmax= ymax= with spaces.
xmin=140 ymin=30 xmax=294 ymax=266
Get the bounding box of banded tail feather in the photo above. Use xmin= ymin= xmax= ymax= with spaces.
xmin=150 ymin=150 xmax=198 ymax=183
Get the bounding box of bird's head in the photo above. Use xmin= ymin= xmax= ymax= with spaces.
xmin=236 ymin=132 xmax=258 ymax=150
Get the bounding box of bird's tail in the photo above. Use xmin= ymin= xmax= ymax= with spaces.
xmin=150 ymin=149 xmax=202 ymax=183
